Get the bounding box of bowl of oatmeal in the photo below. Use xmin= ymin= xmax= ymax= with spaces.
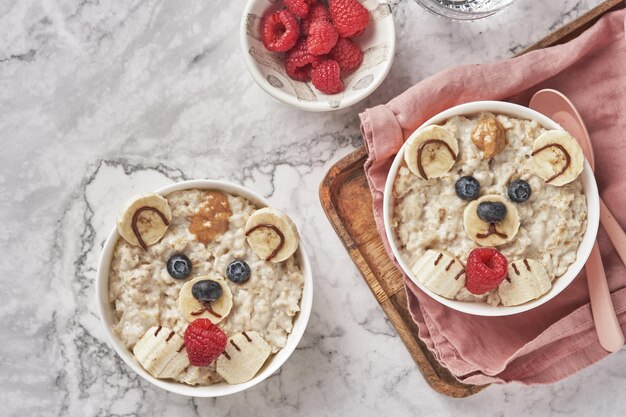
xmin=383 ymin=101 xmax=599 ymax=316
xmin=96 ymin=180 xmax=313 ymax=396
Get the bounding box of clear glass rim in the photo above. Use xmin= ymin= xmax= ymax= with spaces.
xmin=414 ymin=0 xmax=516 ymax=21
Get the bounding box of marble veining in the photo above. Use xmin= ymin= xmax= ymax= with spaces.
xmin=1 ymin=0 xmax=625 ymax=416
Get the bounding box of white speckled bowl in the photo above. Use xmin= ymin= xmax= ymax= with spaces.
xmin=96 ymin=180 xmax=313 ymax=397
xmin=240 ymin=0 xmax=396 ymax=111
xmin=383 ymin=101 xmax=600 ymax=316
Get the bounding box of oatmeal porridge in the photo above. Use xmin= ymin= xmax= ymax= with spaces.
xmin=108 ymin=189 xmax=304 ymax=385
xmin=391 ymin=112 xmax=587 ymax=306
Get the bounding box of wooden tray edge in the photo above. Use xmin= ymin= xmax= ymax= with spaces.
xmin=319 ymin=148 xmax=488 ymax=397
xmin=319 ymin=147 xmax=366 ymax=253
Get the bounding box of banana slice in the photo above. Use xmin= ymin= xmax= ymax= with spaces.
xmin=411 ymin=249 xmax=465 ymax=299
xmin=498 ymin=259 xmax=552 ymax=306
xmin=178 ymin=276 xmax=232 ymax=323
xmin=463 ymin=195 xmax=520 ymax=247
xmin=245 ymin=207 xmax=299 ymax=263
xmin=216 ymin=331 xmax=272 ymax=384
xmin=132 ymin=325 xmax=189 ymax=379
xmin=116 ymin=193 xmax=172 ymax=250
xmin=531 ymin=130 xmax=584 ymax=186
xmin=403 ymin=125 xmax=459 ymax=180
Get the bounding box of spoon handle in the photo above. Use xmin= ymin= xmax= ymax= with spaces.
xmin=586 ymin=242 xmax=624 ymax=352
xmin=600 ymin=198 xmax=626 ymax=267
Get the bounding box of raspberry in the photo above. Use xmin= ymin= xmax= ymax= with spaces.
xmin=311 ymin=59 xmax=344 ymax=94
xmin=300 ymin=3 xmax=331 ymax=36
xmin=285 ymin=39 xmax=323 ymax=81
xmin=184 ymin=318 xmax=227 ymax=366
xmin=329 ymin=0 xmax=370 ymax=38
xmin=260 ymin=9 xmax=300 ymax=52
xmin=307 ymin=20 xmax=338 ymax=56
xmin=285 ymin=0 xmax=317 ymax=18
xmin=465 ymin=248 xmax=508 ymax=295
xmin=329 ymin=38 xmax=363 ymax=74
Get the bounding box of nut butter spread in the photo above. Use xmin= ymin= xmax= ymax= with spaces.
xmin=189 ymin=191 xmax=232 ymax=244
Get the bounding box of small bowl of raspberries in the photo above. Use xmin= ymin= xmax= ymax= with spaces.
xmin=241 ymin=0 xmax=395 ymax=111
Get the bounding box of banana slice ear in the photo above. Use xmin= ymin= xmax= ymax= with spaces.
xmin=463 ymin=195 xmax=519 ymax=247
xmin=403 ymin=125 xmax=459 ymax=180
xmin=245 ymin=207 xmax=299 ymax=263
xmin=133 ymin=325 xmax=189 ymax=379
xmin=178 ymin=276 xmax=233 ymax=323
xmin=117 ymin=193 xmax=172 ymax=249
xmin=498 ymin=259 xmax=552 ymax=306
xmin=531 ymin=130 xmax=584 ymax=186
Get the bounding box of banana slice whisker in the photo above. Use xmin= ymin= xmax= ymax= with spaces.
xmin=216 ymin=331 xmax=272 ymax=384
xmin=498 ymin=259 xmax=552 ymax=306
xmin=132 ymin=325 xmax=189 ymax=379
xmin=411 ymin=250 xmax=466 ymax=299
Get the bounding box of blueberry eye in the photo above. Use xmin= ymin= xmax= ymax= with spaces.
xmin=226 ymin=260 xmax=251 ymax=284
xmin=455 ymin=176 xmax=480 ymax=201
xmin=166 ymin=254 xmax=192 ymax=280
xmin=507 ymin=179 xmax=531 ymax=203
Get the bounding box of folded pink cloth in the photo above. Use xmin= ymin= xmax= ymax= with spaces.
xmin=360 ymin=10 xmax=626 ymax=385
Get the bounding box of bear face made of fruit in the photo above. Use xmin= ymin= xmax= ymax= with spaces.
xmin=402 ymin=117 xmax=585 ymax=306
xmin=115 ymin=191 xmax=300 ymax=383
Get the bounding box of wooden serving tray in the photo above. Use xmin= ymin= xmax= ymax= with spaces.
xmin=319 ymin=0 xmax=624 ymax=398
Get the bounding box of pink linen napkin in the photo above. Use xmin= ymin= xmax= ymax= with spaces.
xmin=360 ymin=9 xmax=626 ymax=385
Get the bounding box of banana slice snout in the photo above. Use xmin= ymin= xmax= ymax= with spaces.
xmin=404 ymin=125 xmax=459 ymax=180
xmin=245 ymin=207 xmax=299 ymax=263
xmin=178 ymin=276 xmax=233 ymax=323
xmin=117 ymin=193 xmax=172 ymax=250
xmin=412 ymin=249 xmax=466 ymax=299
xmin=133 ymin=325 xmax=190 ymax=379
xmin=498 ymin=259 xmax=552 ymax=306
xmin=216 ymin=331 xmax=272 ymax=384
xmin=463 ymin=195 xmax=520 ymax=247
xmin=531 ymin=130 xmax=584 ymax=186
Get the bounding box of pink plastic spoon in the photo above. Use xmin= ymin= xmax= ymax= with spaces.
xmin=530 ymin=89 xmax=624 ymax=353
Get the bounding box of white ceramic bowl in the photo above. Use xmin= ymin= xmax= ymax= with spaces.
xmin=240 ymin=0 xmax=396 ymax=111
xmin=96 ymin=180 xmax=313 ymax=396
xmin=383 ymin=101 xmax=600 ymax=316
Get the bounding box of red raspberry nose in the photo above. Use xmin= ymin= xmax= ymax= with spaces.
xmin=465 ymin=248 xmax=509 ymax=295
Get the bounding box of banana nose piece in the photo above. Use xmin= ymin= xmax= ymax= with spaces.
xmin=463 ymin=195 xmax=520 ymax=247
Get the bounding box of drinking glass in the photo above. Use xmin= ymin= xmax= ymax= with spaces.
xmin=415 ymin=0 xmax=516 ymax=20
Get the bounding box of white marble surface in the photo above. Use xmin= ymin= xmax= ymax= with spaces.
xmin=1 ymin=0 xmax=625 ymax=416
